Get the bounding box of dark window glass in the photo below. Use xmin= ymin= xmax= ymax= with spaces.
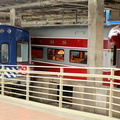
xmin=70 ymin=50 xmax=87 ymax=64
xmin=48 ymin=48 xmax=64 ymax=61
xmin=1 ymin=43 xmax=9 ymax=63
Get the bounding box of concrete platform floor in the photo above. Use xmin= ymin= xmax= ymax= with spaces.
xmin=0 ymin=95 xmax=118 ymax=120
xmin=0 ymin=100 xmax=70 ymax=120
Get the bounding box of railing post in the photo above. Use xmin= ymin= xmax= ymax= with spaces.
xmin=1 ymin=65 xmax=4 ymax=96
xmin=26 ymin=66 xmax=30 ymax=101
xmin=59 ymin=67 xmax=63 ymax=108
xmin=109 ymin=68 xmax=114 ymax=117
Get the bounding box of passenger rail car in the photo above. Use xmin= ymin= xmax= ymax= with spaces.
xmin=27 ymin=25 xmax=120 ymax=87
xmin=0 ymin=25 xmax=30 ymax=78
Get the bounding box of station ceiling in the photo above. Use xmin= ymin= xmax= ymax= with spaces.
xmin=0 ymin=0 xmax=119 ymax=26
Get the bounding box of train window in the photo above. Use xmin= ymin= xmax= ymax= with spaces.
xmin=48 ymin=49 xmax=64 ymax=61
xmin=1 ymin=43 xmax=9 ymax=63
xmin=17 ymin=41 xmax=28 ymax=62
xmin=31 ymin=47 xmax=43 ymax=59
xmin=70 ymin=50 xmax=87 ymax=64
xmin=111 ymin=45 xmax=116 ymax=66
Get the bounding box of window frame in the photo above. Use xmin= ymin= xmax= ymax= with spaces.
xmin=1 ymin=43 xmax=9 ymax=64
xmin=69 ymin=50 xmax=87 ymax=64
xmin=16 ymin=40 xmax=29 ymax=63
xmin=47 ymin=48 xmax=64 ymax=61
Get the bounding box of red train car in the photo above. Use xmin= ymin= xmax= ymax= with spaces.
xmin=105 ymin=25 xmax=120 ymax=87
xmin=26 ymin=24 xmax=120 ymax=87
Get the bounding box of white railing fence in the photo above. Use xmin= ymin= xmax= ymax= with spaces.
xmin=0 ymin=65 xmax=120 ymax=119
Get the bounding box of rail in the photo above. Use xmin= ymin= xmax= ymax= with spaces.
xmin=0 ymin=65 xmax=120 ymax=119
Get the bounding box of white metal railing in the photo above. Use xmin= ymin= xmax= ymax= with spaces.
xmin=0 ymin=65 xmax=120 ymax=119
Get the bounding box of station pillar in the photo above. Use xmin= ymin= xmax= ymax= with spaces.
xmin=87 ymin=0 xmax=104 ymax=69
xmin=84 ymin=0 xmax=107 ymax=115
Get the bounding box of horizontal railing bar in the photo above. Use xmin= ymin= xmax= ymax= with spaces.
xmin=29 ymin=85 xmax=58 ymax=91
xmin=0 ymin=69 xmax=114 ymax=79
xmin=62 ymin=96 xmax=109 ymax=104
xmin=63 ymin=79 xmax=111 ymax=84
xmin=61 ymin=101 xmax=109 ymax=111
xmin=30 ymin=72 xmax=112 ymax=79
xmin=4 ymin=91 xmax=26 ymax=96
xmin=0 ymin=81 xmax=13 ymax=84
xmin=3 ymin=77 xmax=19 ymax=80
xmin=112 ymin=109 xmax=120 ymax=114
xmin=62 ymin=90 xmax=110 ymax=98
xmin=4 ymin=86 xmax=26 ymax=92
xmin=61 ymin=83 xmax=110 ymax=91
xmin=63 ymin=79 xmax=108 ymax=83
xmin=3 ymin=78 xmax=26 ymax=82
xmin=29 ymin=95 xmax=58 ymax=102
xmin=1 ymin=64 xmax=118 ymax=70
xmin=30 ymin=75 xmax=60 ymax=80
xmin=112 ymin=83 xmax=120 ymax=86
xmin=112 ymin=96 xmax=120 ymax=100
xmin=29 ymin=90 xmax=59 ymax=97
xmin=4 ymin=80 xmax=26 ymax=83
xmin=112 ymin=103 xmax=120 ymax=107
xmin=112 ymin=89 xmax=120 ymax=93
xmin=4 ymin=83 xmax=26 ymax=87
xmin=30 ymin=80 xmax=59 ymax=85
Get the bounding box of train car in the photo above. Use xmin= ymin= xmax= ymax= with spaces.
xmin=0 ymin=25 xmax=30 ymax=78
xmin=106 ymin=25 xmax=120 ymax=87
xmin=26 ymin=24 xmax=120 ymax=87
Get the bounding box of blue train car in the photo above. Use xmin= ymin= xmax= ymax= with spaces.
xmin=0 ymin=25 xmax=30 ymax=78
